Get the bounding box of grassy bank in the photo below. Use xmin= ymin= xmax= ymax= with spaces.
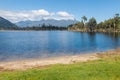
xmin=0 ymin=51 xmax=120 ymax=80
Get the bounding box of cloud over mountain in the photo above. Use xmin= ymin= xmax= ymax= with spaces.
xmin=0 ymin=9 xmax=75 ymax=23
xmin=57 ymin=11 xmax=74 ymax=20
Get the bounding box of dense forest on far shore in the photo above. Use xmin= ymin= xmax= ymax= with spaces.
xmin=17 ymin=24 xmax=67 ymax=30
xmin=68 ymin=14 xmax=120 ymax=32
xmin=0 ymin=24 xmax=67 ymax=31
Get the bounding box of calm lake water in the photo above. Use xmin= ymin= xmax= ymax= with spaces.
xmin=0 ymin=31 xmax=120 ymax=61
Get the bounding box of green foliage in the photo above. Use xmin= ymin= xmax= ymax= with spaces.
xmin=69 ymin=13 xmax=120 ymax=32
xmin=114 ymin=14 xmax=120 ymax=29
xmin=88 ymin=17 xmax=97 ymax=31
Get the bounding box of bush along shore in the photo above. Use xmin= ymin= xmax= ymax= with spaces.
xmin=0 ymin=49 xmax=120 ymax=80
xmin=68 ymin=14 xmax=120 ymax=32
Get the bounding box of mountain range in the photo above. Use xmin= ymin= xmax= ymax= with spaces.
xmin=0 ymin=16 xmax=78 ymax=29
xmin=15 ymin=19 xmax=78 ymax=27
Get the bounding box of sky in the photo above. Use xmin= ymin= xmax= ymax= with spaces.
xmin=0 ymin=0 xmax=120 ymax=23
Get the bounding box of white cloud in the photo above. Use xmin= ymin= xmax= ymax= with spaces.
xmin=31 ymin=9 xmax=50 ymax=16
xmin=57 ymin=11 xmax=72 ymax=17
xmin=0 ymin=9 xmax=75 ymax=23
xmin=57 ymin=11 xmax=75 ymax=20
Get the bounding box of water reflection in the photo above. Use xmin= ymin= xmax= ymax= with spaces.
xmin=103 ymin=32 xmax=120 ymax=48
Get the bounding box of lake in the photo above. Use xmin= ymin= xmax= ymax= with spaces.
xmin=0 ymin=31 xmax=120 ymax=61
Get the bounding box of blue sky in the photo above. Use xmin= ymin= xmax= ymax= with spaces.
xmin=0 ymin=0 xmax=120 ymax=23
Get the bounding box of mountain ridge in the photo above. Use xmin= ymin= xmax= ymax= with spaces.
xmin=0 ymin=16 xmax=17 ymax=29
xmin=15 ymin=19 xmax=78 ymax=27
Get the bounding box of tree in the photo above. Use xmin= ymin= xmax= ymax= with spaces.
xmin=88 ymin=17 xmax=97 ymax=31
xmin=115 ymin=13 xmax=119 ymax=18
xmin=81 ymin=16 xmax=87 ymax=28
xmin=82 ymin=16 xmax=87 ymax=23
xmin=113 ymin=13 xmax=120 ymax=29
xmin=97 ymin=22 xmax=103 ymax=29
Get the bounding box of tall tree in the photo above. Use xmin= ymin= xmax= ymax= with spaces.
xmin=88 ymin=17 xmax=97 ymax=31
xmin=114 ymin=13 xmax=120 ymax=29
xmin=81 ymin=16 xmax=87 ymax=28
xmin=82 ymin=16 xmax=87 ymax=22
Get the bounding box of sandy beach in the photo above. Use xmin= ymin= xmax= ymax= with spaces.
xmin=0 ymin=49 xmax=120 ymax=71
xmin=0 ymin=53 xmax=98 ymax=71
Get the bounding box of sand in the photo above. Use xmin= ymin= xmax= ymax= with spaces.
xmin=0 ymin=53 xmax=98 ymax=71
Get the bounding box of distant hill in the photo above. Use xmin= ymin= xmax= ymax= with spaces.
xmin=0 ymin=17 xmax=17 ymax=29
xmin=15 ymin=19 xmax=78 ymax=27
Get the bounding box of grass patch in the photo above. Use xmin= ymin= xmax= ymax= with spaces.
xmin=0 ymin=55 xmax=120 ymax=80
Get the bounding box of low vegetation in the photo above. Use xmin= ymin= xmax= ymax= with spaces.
xmin=0 ymin=50 xmax=120 ymax=80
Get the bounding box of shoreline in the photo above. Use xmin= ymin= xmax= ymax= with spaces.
xmin=0 ymin=30 xmax=68 ymax=32
xmin=0 ymin=48 xmax=120 ymax=71
xmin=68 ymin=29 xmax=120 ymax=33
xmin=1 ymin=29 xmax=120 ymax=33
xmin=0 ymin=53 xmax=98 ymax=71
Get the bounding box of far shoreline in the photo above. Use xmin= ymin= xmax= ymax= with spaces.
xmin=1 ymin=29 xmax=120 ymax=33
xmin=0 ymin=30 xmax=68 ymax=32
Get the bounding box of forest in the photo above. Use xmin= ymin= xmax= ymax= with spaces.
xmin=68 ymin=14 xmax=120 ymax=32
xmin=16 ymin=24 xmax=67 ymax=30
